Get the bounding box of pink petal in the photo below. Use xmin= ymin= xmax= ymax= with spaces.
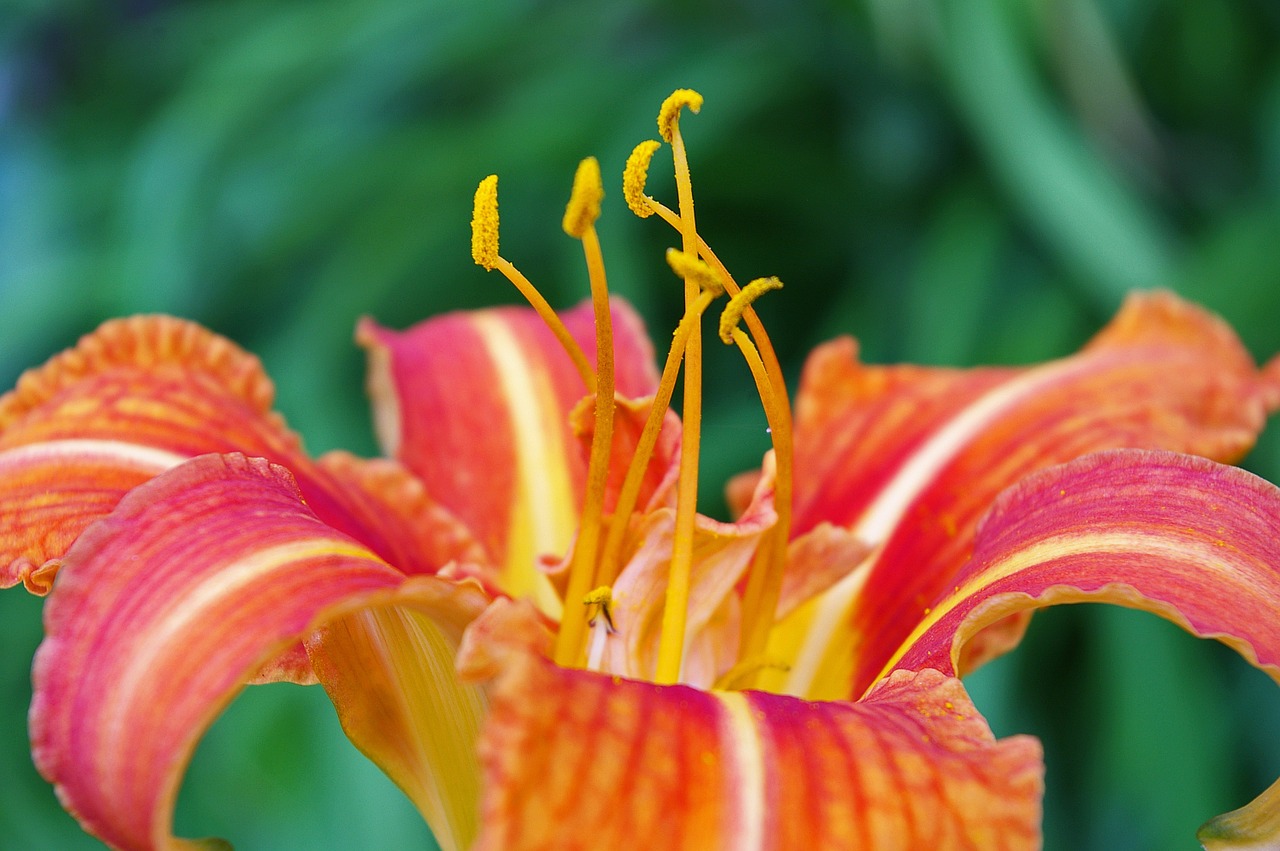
xmin=777 ymin=292 xmax=1278 ymax=698
xmin=461 ymin=608 xmax=1043 ymax=850
xmin=357 ymin=299 xmax=659 ymax=608
xmin=31 ymin=453 xmax=487 ymax=850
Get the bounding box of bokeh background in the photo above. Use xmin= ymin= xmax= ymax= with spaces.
xmin=3 ymin=0 xmax=1280 ymax=848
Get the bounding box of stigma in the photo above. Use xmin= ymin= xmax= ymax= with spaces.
xmin=470 ymin=90 xmax=794 ymax=689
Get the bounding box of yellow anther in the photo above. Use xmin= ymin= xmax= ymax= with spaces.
xmin=583 ymin=586 xmax=613 ymax=606
xmin=719 ymin=277 xmax=783 ymax=344
xmin=471 ymin=174 xmax=500 ymax=270
xmin=624 ymin=139 xmax=662 ymax=218
xmin=584 ymin=585 xmax=616 ymax=633
xmin=563 ymin=156 xmax=604 ymax=239
xmin=658 ymin=89 xmax=703 ymax=143
xmin=665 ymin=248 xmax=724 ymax=296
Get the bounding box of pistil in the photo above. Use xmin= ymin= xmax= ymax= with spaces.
xmin=654 ymin=90 xmax=707 ymax=684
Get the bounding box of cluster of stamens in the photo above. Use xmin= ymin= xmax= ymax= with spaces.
xmin=470 ymin=89 xmax=794 ymax=687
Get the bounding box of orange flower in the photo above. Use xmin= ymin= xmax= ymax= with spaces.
xmin=4 ymin=91 xmax=1280 ymax=850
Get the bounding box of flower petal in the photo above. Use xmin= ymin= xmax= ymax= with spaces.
xmin=30 ymin=453 xmax=487 ymax=850
xmin=460 ymin=611 xmax=1042 ymax=851
xmin=0 ymin=316 xmax=476 ymax=593
xmin=775 ymin=292 xmax=1278 ymax=699
xmin=600 ymin=464 xmax=777 ymax=687
xmin=877 ymin=449 xmax=1280 ymax=848
xmin=308 ymin=582 xmax=490 ymax=851
xmin=357 ymin=299 xmax=659 ymax=611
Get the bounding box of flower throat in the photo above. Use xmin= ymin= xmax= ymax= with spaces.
xmin=470 ymin=90 xmax=794 ymax=687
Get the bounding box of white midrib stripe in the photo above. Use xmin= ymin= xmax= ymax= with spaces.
xmin=783 ymin=357 xmax=1086 ymax=697
xmin=715 ymin=691 xmax=766 ymax=851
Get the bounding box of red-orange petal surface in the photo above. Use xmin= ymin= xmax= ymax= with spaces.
xmin=30 ymin=453 xmax=487 ymax=850
xmin=881 ymin=449 xmax=1280 ymax=847
xmin=467 ymin=631 xmax=1042 ymax=850
xmin=0 ymin=316 xmax=480 ymax=593
xmin=358 ymin=298 xmax=659 ymax=608
xmin=779 ymin=292 xmax=1278 ymax=698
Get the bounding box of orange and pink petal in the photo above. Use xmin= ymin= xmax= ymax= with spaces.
xmin=881 ymin=449 xmax=1280 ymax=847
xmin=358 ymin=299 xmax=659 ymax=611
xmin=772 ymin=292 xmax=1279 ymax=699
xmin=0 ymin=316 xmax=482 ymax=594
xmin=460 ymin=611 xmax=1042 ymax=851
xmin=31 ymin=453 xmax=489 ymax=851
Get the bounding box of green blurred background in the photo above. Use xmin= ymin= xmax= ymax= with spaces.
xmin=2 ymin=0 xmax=1279 ymax=848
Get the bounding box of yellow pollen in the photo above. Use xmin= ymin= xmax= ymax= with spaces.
xmin=719 ymin=277 xmax=783 ymax=344
xmin=624 ymin=139 xmax=662 ymax=218
xmin=665 ymin=248 xmax=724 ymax=296
xmin=470 ymin=174 xmax=500 ymax=270
xmin=658 ymin=89 xmax=703 ymax=143
xmin=562 ymin=156 xmax=604 ymax=238
xmin=584 ymin=585 xmax=616 ymax=633
xmin=469 ymin=174 xmax=596 ymax=392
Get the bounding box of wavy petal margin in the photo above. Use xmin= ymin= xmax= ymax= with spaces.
xmin=357 ymin=299 xmax=659 ymax=612
xmin=770 ymin=292 xmax=1279 ymax=699
xmin=880 ymin=449 xmax=1280 ymax=846
xmin=459 ymin=610 xmax=1042 ymax=851
xmin=30 ymin=453 xmax=489 ymax=851
xmin=0 ymin=316 xmax=481 ymax=593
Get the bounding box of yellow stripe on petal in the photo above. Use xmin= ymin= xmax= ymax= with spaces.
xmin=472 ymin=312 xmax=578 ymax=616
xmin=29 ymin=453 xmax=490 ymax=851
xmin=311 ymin=579 xmax=490 ymax=851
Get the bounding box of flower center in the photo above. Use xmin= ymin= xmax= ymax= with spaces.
xmin=470 ymin=89 xmax=794 ymax=686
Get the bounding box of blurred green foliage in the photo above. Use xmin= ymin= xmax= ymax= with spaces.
xmin=2 ymin=0 xmax=1279 ymax=848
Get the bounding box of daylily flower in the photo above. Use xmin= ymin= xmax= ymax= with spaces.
xmin=4 ymin=90 xmax=1280 ymax=850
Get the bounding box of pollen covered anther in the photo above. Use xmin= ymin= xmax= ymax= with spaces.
xmin=719 ymin=277 xmax=783 ymax=344
xmin=471 ymin=174 xmax=500 ymax=270
xmin=624 ymin=140 xmax=662 ymax=218
xmin=563 ymin=157 xmax=604 ymax=239
xmin=658 ymin=89 xmax=703 ymax=143
xmin=583 ymin=586 xmax=616 ymax=633
xmin=665 ymin=248 xmax=724 ymax=296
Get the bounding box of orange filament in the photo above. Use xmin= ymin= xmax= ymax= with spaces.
xmin=554 ymin=158 xmax=617 ymax=667
xmin=471 ymin=174 xmax=597 ymax=393
xmin=595 ymin=263 xmax=723 ymax=590
xmin=476 ymin=90 xmax=795 ymax=689
xmin=625 ymin=106 xmax=795 ymax=683
xmin=719 ymin=284 xmax=794 ymax=675
xmin=654 ymin=89 xmax=706 ymax=685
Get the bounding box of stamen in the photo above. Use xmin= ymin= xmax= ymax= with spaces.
xmin=719 ymin=277 xmax=783 ymax=344
xmin=563 ymin=157 xmax=604 ymax=238
xmin=584 ymin=585 xmax=616 ymax=673
xmin=553 ymin=158 xmax=617 ymax=667
xmin=718 ymin=282 xmax=795 ymax=678
xmin=623 ymin=140 xmax=662 ymax=218
xmin=583 ymin=586 xmax=616 ymax=632
xmin=666 ymin=248 xmax=725 ymax=296
xmin=658 ymin=89 xmax=703 ymax=143
xmin=654 ymin=88 xmax=706 ymax=685
xmin=631 ymin=105 xmax=796 ymax=684
xmin=471 ymin=174 xmax=596 ymax=393
xmin=595 ymin=284 xmax=722 ymax=589
xmin=471 ymin=175 xmax=500 ymax=270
